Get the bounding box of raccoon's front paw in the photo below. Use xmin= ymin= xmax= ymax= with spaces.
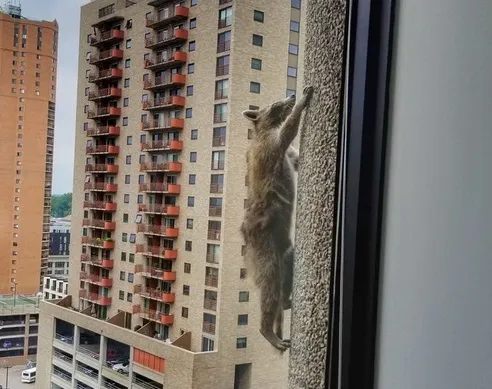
xmin=303 ymin=86 xmax=314 ymax=100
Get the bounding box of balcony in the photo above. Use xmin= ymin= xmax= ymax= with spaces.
xmin=203 ymin=298 xmax=217 ymax=311
xmin=207 ymin=229 xmax=221 ymax=240
xmin=135 ymin=244 xmax=178 ymax=259
xmin=132 ymin=305 xmax=174 ymax=325
xmin=209 ymin=206 xmax=223 ymax=217
xmin=145 ymin=28 xmax=188 ymax=50
xmin=205 ymin=275 xmax=219 ymax=288
xmin=79 ymin=289 xmax=112 ymax=306
xmin=85 ymin=164 xmax=119 ymax=174
xmin=82 ymin=218 xmax=116 ymax=231
xmin=80 ymin=272 xmax=113 ymax=287
xmin=136 ymin=225 xmax=179 ymax=238
xmin=143 ymin=73 xmax=186 ymax=92
xmin=206 ymin=252 xmax=220 ymax=264
xmin=80 ymin=254 xmax=114 ymax=269
xmin=141 ymin=118 xmax=184 ymax=131
xmin=90 ymin=29 xmax=125 ymax=47
xmin=83 ymin=200 xmax=117 ymax=212
xmin=139 ymin=182 xmax=181 ymax=194
xmin=210 ymin=183 xmax=224 ymax=194
xmin=217 ymin=40 xmax=231 ymax=53
xmin=84 ymin=182 xmax=118 ymax=192
xmin=134 ymin=285 xmax=175 ymax=303
xmin=142 ymin=96 xmax=185 ymax=111
xmin=141 ymin=140 xmax=183 ymax=152
xmin=88 ymin=87 xmax=122 ymax=101
xmin=144 ymin=50 xmax=187 ymax=72
xmin=135 ymin=265 xmax=177 ymax=281
xmin=140 ymin=162 xmax=182 ymax=173
xmin=89 ymin=68 xmax=123 ymax=83
xmin=146 ymin=6 xmax=189 ymax=29
xmin=202 ymin=321 xmax=216 ymax=335
xmin=138 ymin=203 xmax=180 ymax=216
xmin=81 ymin=237 xmax=115 ymax=249
xmin=212 ymin=136 xmax=226 ymax=147
xmin=86 ymin=145 xmax=120 ymax=155
xmin=87 ymin=106 xmax=121 ymax=119
xmin=89 ymin=49 xmax=124 ymax=65
xmin=87 ymin=126 xmax=120 ymax=137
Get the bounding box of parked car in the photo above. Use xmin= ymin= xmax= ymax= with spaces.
xmin=112 ymin=360 xmax=129 ymax=374
xmin=1 ymin=341 xmax=12 ymax=349
xmin=26 ymin=360 xmax=36 ymax=369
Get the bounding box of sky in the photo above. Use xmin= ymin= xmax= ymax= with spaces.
xmin=20 ymin=0 xmax=87 ymax=194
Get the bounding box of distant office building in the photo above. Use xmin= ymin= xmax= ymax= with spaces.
xmin=48 ymin=217 xmax=71 ymax=276
xmin=42 ymin=275 xmax=68 ymax=300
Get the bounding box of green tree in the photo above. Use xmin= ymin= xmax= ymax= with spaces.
xmin=51 ymin=193 xmax=72 ymax=217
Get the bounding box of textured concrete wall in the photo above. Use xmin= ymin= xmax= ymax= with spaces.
xmin=288 ymin=0 xmax=347 ymax=388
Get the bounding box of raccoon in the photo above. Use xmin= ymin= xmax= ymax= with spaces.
xmin=240 ymin=86 xmax=314 ymax=351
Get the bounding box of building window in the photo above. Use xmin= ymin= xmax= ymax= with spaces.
xmin=217 ymin=31 xmax=231 ymax=52
xmin=188 ymin=63 xmax=195 ymax=74
xmin=236 ymin=337 xmax=247 ymax=349
xmin=290 ymin=20 xmax=300 ymax=32
xmin=126 ymin=39 xmax=132 ymax=49
xmin=252 ymin=34 xmax=263 ymax=46
xmin=186 ymin=108 xmax=193 ymax=118
xmin=122 ymin=233 xmax=128 ymax=242
xmin=239 ymin=291 xmax=249 ymax=302
xmin=216 ymin=55 xmax=230 ymax=76
xmin=121 ymin=252 xmax=127 ymax=262
xmin=126 ymin=136 xmax=132 ymax=145
xmin=120 ymin=271 xmax=126 ymax=281
xmin=137 ymin=195 xmax=143 ymax=204
xmin=250 ymin=82 xmax=261 ymax=94
xmin=128 ymin=273 xmax=134 ymax=283
xmin=119 ymin=291 xmax=124 ymax=300
xmin=123 ymin=214 xmax=129 ymax=223
xmin=124 ymin=194 xmax=130 ymax=203
xmin=187 ymin=85 xmax=194 ymax=96
xmin=190 ymin=152 xmax=197 ymax=162
xmin=211 ymin=151 xmax=226 ymax=170
xmin=187 ymin=196 xmax=195 ymax=207
xmin=184 ymin=263 xmax=191 ymax=273
xmin=129 ymin=253 xmax=134 ymax=263
xmin=190 ymin=18 xmax=197 ymax=29
xmin=240 ymin=268 xmax=247 ymax=279
xmin=191 ymin=129 xmax=198 ymax=140
xmin=218 ymin=6 xmax=232 ymax=28
xmin=186 ymin=219 xmax=194 ymax=229
xmin=182 ymin=307 xmax=189 ymax=318
xmin=202 ymin=337 xmax=214 ymax=352
xmin=238 ymin=314 xmax=248 ymax=325
xmin=124 ymin=78 xmax=130 ymax=88
xmin=191 ymin=0 xmax=197 ymax=5
xmin=126 ymin=155 xmax=131 ymax=164
xmin=185 ymin=241 xmax=192 ymax=251
xmin=213 ymin=127 xmax=226 ymax=146
xmin=183 ymin=285 xmax=190 ymax=295
xmin=189 ymin=41 xmax=196 ymax=51
xmin=251 ymin=58 xmax=262 ymax=70
xmin=214 ymin=103 xmax=228 ymax=123
xmin=247 ymin=128 xmax=253 ymax=139
xmin=123 ymin=117 xmax=129 ymax=126
xmin=125 ymin=59 xmax=131 ymax=68
xmin=292 ymin=0 xmax=301 ymax=8
xmin=286 ymin=88 xmax=296 ymax=98
xmin=288 ymin=66 xmax=298 ymax=77
xmin=127 ymin=293 xmax=132 ymax=302
xmin=215 ymin=79 xmax=228 ymax=99
xmin=253 ymin=10 xmax=264 ymax=22
xmin=189 ymin=174 xmax=196 ymax=184
xmin=124 ymin=97 xmax=129 ymax=107
xmin=289 ymin=43 xmax=299 ymax=55
xmin=125 ymin=175 xmax=131 ymax=184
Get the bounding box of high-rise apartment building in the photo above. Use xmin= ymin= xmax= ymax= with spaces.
xmin=0 ymin=3 xmax=58 ymax=295
xmin=36 ymin=0 xmax=305 ymax=388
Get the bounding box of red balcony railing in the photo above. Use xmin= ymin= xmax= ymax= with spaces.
xmin=82 ymin=218 xmax=116 ymax=231
xmin=145 ymin=28 xmax=188 ymax=49
xmin=86 ymin=145 xmax=120 ymax=155
xmin=83 ymin=201 xmax=117 ymax=212
xmin=136 ymin=225 xmax=179 ymax=238
xmin=146 ymin=6 xmax=189 ymax=28
xmin=90 ymin=29 xmax=124 ymax=46
xmin=134 ymin=285 xmax=175 ymax=303
xmin=132 ymin=305 xmax=174 ymax=325
xmin=135 ymin=244 xmax=178 ymax=259
xmin=80 ymin=272 xmax=113 ymax=287
xmin=85 ymin=164 xmax=119 ymax=173
xmin=79 ymin=289 xmax=112 ymax=306
xmin=89 ymin=49 xmax=124 ymax=65
xmin=88 ymin=87 xmax=122 ymax=101
xmin=139 ymin=162 xmax=182 ymax=173
xmin=139 ymin=183 xmax=181 ymax=194
xmin=142 ymin=96 xmax=185 ymax=110
xmin=135 ymin=265 xmax=177 ymax=281
xmin=143 ymin=74 xmax=186 ymax=92
xmin=80 ymin=253 xmax=114 ymax=269
xmin=88 ymin=68 xmax=123 ymax=83
xmin=84 ymin=182 xmax=118 ymax=192
xmin=141 ymin=140 xmax=183 ymax=152
xmin=81 ymin=237 xmax=115 ymax=249
xmin=144 ymin=50 xmax=187 ymax=71
xmin=86 ymin=126 xmax=120 ymax=137
xmin=138 ymin=204 xmax=180 ymax=216
xmin=87 ymin=106 xmax=121 ymax=119
xmin=141 ymin=118 xmax=184 ymax=131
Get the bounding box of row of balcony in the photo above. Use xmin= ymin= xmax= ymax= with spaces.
xmin=141 ymin=140 xmax=183 ymax=151
xmin=132 ymin=305 xmax=174 ymax=325
xmin=145 ymin=6 xmax=189 ymax=29
xmin=82 ymin=218 xmax=116 ymax=231
xmin=137 ymin=203 xmax=179 ymax=215
xmin=81 ymin=236 xmax=115 ymax=249
xmin=85 ymin=164 xmax=118 ymax=173
xmin=83 ymin=200 xmax=117 ymax=211
xmin=85 ymin=163 xmax=182 ymax=175
xmin=88 ymin=87 xmax=122 ymax=101
xmin=134 ymin=264 xmax=176 ymax=281
xmin=143 ymin=73 xmax=186 ymax=91
xmin=79 ymin=289 xmax=112 ymax=306
xmin=136 ymin=224 xmax=179 ymax=238
xmin=86 ymin=144 xmax=120 ymax=155
xmin=133 ymin=285 xmax=175 ymax=303
xmin=139 ymin=182 xmax=181 ymax=194
xmin=85 ymin=119 xmax=185 ymax=137
xmin=84 ymin=182 xmax=118 ymax=192
xmin=80 ymin=253 xmax=114 ymax=269
xmin=145 ymin=28 xmax=188 ymax=50
xmin=135 ymin=245 xmax=177 ymax=259
xmin=80 ymin=272 xmax=113 ymax=287
xmin=90 ymin=29 xmax=125 ymax=47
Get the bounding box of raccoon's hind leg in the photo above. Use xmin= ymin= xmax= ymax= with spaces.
xmin=281 ymin=246 xmax=294 ymax=310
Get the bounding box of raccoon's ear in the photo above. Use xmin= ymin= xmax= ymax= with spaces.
xmin=242 ymin=110 xmax=259 ymax=122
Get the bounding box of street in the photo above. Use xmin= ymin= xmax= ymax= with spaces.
xmin=0 ymin=365 xmax=33 ymax=389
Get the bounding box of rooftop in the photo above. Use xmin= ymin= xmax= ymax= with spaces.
xmin=0 ymin=294 xmax=41 ymax=315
